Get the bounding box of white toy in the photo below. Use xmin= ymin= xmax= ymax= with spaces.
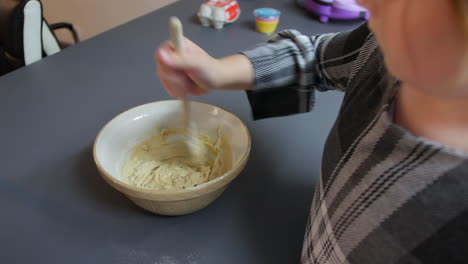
xmin=198 ymin=0 xmax=241 ymax=29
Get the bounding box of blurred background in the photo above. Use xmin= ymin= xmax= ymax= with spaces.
xmin=42 ymin=0 xmax=177 ymax=41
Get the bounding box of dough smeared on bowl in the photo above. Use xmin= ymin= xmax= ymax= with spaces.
xmin=121 ymin=127 xmax=232 ymax=190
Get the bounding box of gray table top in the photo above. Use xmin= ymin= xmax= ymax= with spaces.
xmin=0 ymin=0 xmax=361 ymax=263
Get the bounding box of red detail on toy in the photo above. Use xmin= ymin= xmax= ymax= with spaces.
xmin=202 ymin=0 xmax=240 ymax=22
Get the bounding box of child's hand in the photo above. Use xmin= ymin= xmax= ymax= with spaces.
xmin=155 ymin=37 xmax=254 ymax=98
xmin=155 ymin=38 xmax=220 ymax=98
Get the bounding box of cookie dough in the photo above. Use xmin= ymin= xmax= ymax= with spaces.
xmin=121 ymin=127 xmax=232 ymax=191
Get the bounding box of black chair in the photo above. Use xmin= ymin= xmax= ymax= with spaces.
xmin=0 ymin=0 xmax=79 ymax=76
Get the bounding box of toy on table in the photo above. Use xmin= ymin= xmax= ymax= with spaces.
xmin=253 ymin=8 xmax=281 ymax=34
xmin=298 ymin=0 xmax=369 ymax=23
xmin=198 ymin=0 xmax=241 ymax=29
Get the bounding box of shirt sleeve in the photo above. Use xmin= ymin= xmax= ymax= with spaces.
xmin=241 ymin=22 xmax=375 ymax=119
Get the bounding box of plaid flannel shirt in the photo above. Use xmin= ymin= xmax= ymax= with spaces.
xmin=242 ymin=23 xmax=468 ymax=264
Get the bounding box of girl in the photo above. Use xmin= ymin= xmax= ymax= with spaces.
xmin=156 ymin=0 xmax=468 ymax=263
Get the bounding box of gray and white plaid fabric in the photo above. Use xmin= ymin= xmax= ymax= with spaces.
xmin=242 ymin=23 xmax=468 ymax=264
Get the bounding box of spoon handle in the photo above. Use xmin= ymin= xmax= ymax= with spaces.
xmin=169 ymin=16 xmax=183 ymax=53
xmin=169 ymin=17 xmax=189 ymax=130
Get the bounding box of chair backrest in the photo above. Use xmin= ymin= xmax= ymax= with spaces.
xmin=1 ymin=0 xmax=61 ymax=76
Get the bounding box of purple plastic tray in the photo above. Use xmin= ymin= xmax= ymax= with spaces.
xmin=305 ymin=0 xmax=369 ymax=23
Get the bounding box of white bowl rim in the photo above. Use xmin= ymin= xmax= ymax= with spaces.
xmin=93 ymin=100 xmax=251 ymax=198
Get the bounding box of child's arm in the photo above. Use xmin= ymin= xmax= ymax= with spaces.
xmin=242 ymin=23 xmax=376 ymax=119
xmin=156 ymin=23 xmax=375 ymax=118
xmin=156 ymin=39 xmax=254 ymax=98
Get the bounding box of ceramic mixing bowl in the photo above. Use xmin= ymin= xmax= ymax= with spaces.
xmin=93 ymin=100 xmax=251 ymax=216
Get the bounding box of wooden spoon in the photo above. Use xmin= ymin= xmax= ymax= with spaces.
xmin=168 ymin=16 xmax=208 ymax=163
xmin=169 ymin=16 xmax=189 ymax=131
